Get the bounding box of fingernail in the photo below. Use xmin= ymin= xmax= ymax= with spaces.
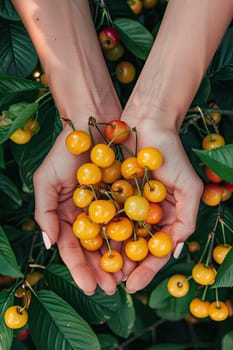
xmin=173 ymin=242 xmax=184 ymax=259
xmin=122 ymin=276 xmax=128 ymax=282
xmin=42 ymin=231 xmax=51 ymax=250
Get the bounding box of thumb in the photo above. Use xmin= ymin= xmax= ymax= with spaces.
xmin=33 ymin=169 xmax=60 ymax=249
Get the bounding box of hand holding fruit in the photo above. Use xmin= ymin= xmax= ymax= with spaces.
xmin=119 ymin=113 xmax=204 ymax=293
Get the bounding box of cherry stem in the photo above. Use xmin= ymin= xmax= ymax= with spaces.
xmin=119 ymin=144 xmax=135 ymax=157
xmin=133 ymin=127 xmax=138 ymax=157
xmin=201 ymin=285 xmax=209 ymax=301
xmin=205 ymin=232 xmax=215 ymax=267
xmin=88 ymin=116 xmax=109 ymax=143
xmin=139 ymin=221 xmax=153 ymax=237
xmin=35 ymin=90 xmax=51 ymax=104
xmin=219 ymin=218 xmax=233 ymax=234
xmin=133 ymin=222 xmax=138 ymax=241
xmin=60 ymin=117 xmax=76 ymax=131
xmin=198 ymin=232 xmax=212 ymax=264
xmin=143 ymin=167 xmax=152 ymax=190
xmin=107 ymin=128 xmax=132 ymax=147
xmin=195 ymin=106 xmax=211 ymax=137
xmin=133 ymin=175 xmax=142 ymax=196
xmin=89 ymin=185 xmax=98 ymax=200
xmin=101 ymin=225 xmax=112 ymax=256
xmin=189 ymin=107 xmax=233 ymax=116
xmin=215 ymin=288 xmax=220 ymax=308
xmin=220 ymin=219 xmax=227 ymax=246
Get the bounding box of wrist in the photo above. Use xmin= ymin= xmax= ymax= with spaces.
xmin=121 ymin=103 xmax=182 ymax=133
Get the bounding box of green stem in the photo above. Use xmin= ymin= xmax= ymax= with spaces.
xmin=89 ymin=185 xmax=97 ymax=200
xmin=220 ymin=219 xmax=227 ymax=246
xmin=205 ymin=232 xmax=215 ymax=267
xmin=133 ymin=175 xmax=142 ymax=196
xmin=201 ymin=285 xmax=209 ymax=301
xmin=220 ymin=219 xmax=233 ymax=234
xmin=195 ymin=106 xmax=211 ymax=136
xmin=198 ymin=233 xmax=212 ymax=264
xmin=35 ymin=90 xmax=51 ymax=104
xmin=101 ymin=225 xmax=112 ymax=256
xmin=107 ymin=128 xmax=132 ymax=147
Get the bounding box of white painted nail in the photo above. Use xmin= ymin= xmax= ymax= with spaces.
xmin=42 ymin=231 xmax=52 ymax=250
xmin=173 ymin=242 xmax=184 ymax=259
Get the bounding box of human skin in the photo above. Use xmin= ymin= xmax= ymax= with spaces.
xmin=12 ymin=0 xmax=123 ymax=295
xmin=12 ymin=0 xmax=233 ymax=295
xmin=121 ymin=0 xmax=233 ymax=293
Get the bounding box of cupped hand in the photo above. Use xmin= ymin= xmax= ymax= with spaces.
xmin=33 ymin=125 xmax=122 ymax=295
xmin=119 ymin=114 xmax=203 ymax=293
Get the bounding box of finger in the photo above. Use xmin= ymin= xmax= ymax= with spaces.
xmin=125 ymin=254 xmax=171 ymax=294
xmin=57 ymin=221 xmax=97 ymax=295
xmin=84 ymin=250 xmax=118 ymax=295
xmin=33 ymin=165 xmax=60 ymax=246
xmin=121 ymin=246 xmax=137 ymax=280
xmin=169 ymin=182 xmax=203 ymax=243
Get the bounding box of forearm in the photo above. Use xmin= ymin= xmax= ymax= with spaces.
xmin=124 ymin=0 xmax=233 ymax=129
xmin=12 ymin=0 xmax=121 ymax=125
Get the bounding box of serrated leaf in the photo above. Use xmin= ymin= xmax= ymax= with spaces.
xmin=207 ymin=27 xmax=233 ymax=81
xmin=106 ymin=284 xmax=135 ymax=338
xmin=113 ymin=18 xmax=153 ymax=60
xmin=44 ymin=264 xmax=119 ymax=324
xmin=193 ymin=144 xmax=233 ymax=182
xmin=0 ymin=225 xmax=23 ymax=277
xmin=0 ymin=0 xmax=20 ymax=21
xmin=192 ymin=204 xmax=233 ymax=244
xmin=222 ymin=329 xmax=233 ymax=350
xmin=0 ymin=75 xmax=42 ymax=107
xmin=0 ymin=20 xmax=38 ymax=77
xmin=28 ymin=290 xmax=100 ymax=350
xmin=0 ymin=170 xmax=22 ymax=207
xmin=212 ymin=246 xmax=233 ymax=288
xmin=0 ymin=292 xmax=14 ymax=350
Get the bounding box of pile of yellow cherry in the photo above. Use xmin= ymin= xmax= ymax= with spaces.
xmin=65 ymin=117 xmax=173 ymax=273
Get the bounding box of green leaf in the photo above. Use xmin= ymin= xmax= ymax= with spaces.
xmin=207 ymin=27 xmax=233 ymax=81
xmin=44 ymin=264 xmax=119 ymax=324
xmin=11 ymin=104 xmax=61 ymax=193
xmin=0 ymin=75 xmax=42 ymax=107
xmin=0 ymin=0 xmax=20 ymax=21
xmin=0 ymin=143 xmax=4 ymax=168
xmin=0 ymin=225 xmax=23 ymax=277
xmin=28 ymin=290 xmax=100 ymax=350
xmin=0 ymin=170 xmax=22 ymax=207
xmin=212 ymin=246 xmax=233 ymax=288
xmin=0 ymin=292 xmax=14 ymax=350
xmin=106 ymin=284 xmax=135 ymax=338
xmin=222 ymin=329 xmax=233 ymax=350
xmin=145 ymin=344 xmax=189 ymax=350
xmin=149 ymin=278 xmax=196 ymax=321
xmin=97 ymin=333 xmax=118 ymax=350
xmin=0 ymin=102 xmax=39 ymax=144
xmin=113 ymin=18 xmax=153 ymax=60
xmin=149 ymin=278 xmax=171 ymax=310
xmin=193 ymin=144 xmax=233 ymax=182
xmin=0 ymin=19 xmax=38 ymax=77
